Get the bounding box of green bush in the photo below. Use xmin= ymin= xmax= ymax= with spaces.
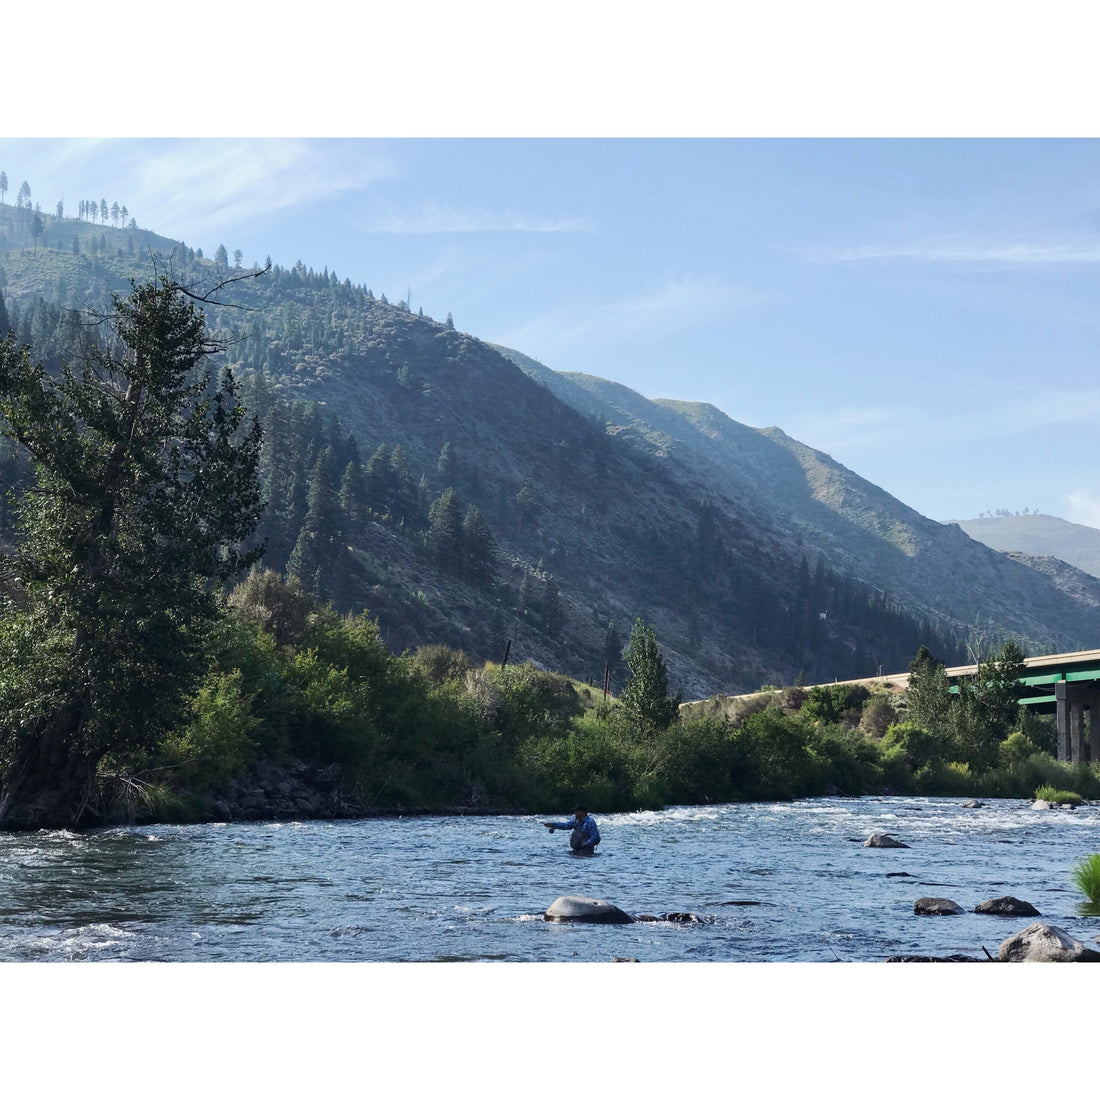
xmin=732 ymin=707 xmax=815 ymax=800
xmin=997 ymin=730 xmax=1043 ymax=769
xmin=882 ymin=721 xmax=949 ymax=772
xmin=1034 ymin=785 xmax=1084 ymax=806
xmin=657 ymin=716 xmax=738 ymax=804
xmin=161 ymin=668 xmax=259 ymax=789
xmin=800 ymin=684 xmax=870 ymax=726
xmin=1071 ymin=853 xmax=1100 ymax=906
xmin=807 ymin=724 xmax=885 ymax=795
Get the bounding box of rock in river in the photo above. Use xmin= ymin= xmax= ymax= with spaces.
xmin=544 ymin=896 xmax=635 ymax=924
xmin=864 ymin=833 xmax=910 ymax=848
xmin=998 ymin=922 xmax=1100 ymax=962
xmin=914 ymin=897 xmax=965 ymax=915
xmin=974 ymin=896 xmax=1040 ymax=917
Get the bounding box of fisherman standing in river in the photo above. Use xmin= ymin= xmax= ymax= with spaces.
xmin=542 ymin=805 xmax=600 ymax=855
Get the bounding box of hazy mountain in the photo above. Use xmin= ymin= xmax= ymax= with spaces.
xmin=955 ymin=514 xmax=1100 ymax=581
xmin=2 ymin=200 xmax=1098 ymax=702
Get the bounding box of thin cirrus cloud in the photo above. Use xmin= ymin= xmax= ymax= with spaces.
xmin=117 ymin=140 xmax=398 ymax=241
xmin=1065 ymin=489 xmax=1100 ymax=528
xmin=802 ymin=236 xmax=1100 ymax=265
xmin=805 ymin=386 xmax=1100 ymax=456
xmin=358 ymin=201 xmax=591 ymax=235
xmin=499 ymin=275 xmax=767 ymax=362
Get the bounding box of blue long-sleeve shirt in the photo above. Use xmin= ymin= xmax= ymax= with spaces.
xmin=548 ymin=815 xmax=600 ymax=848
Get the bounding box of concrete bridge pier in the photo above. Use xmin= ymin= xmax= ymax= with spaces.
xmin=1091 ymin=687 xmax=1100 ymax=765
xmin=1055 ymin=682 xmax=1094 ymax=764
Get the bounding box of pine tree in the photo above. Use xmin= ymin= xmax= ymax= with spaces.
xmin=0 ymin=278 xmax=263 ymax=828
xmin=339 ymin=460 xmax=368 ymax=536
xmin=287 ymin=448 xmax=344 ymax=598
xmin=461 ymin=505 xmax=495 ymax=588
xmin=427 ymin=488 xmax=464 ymax=574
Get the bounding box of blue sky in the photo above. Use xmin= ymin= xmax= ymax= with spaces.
xmin=4 ymin=136 xmax=1096 ymax=527
xmin=4 ymin=3 xmax=1098 ymax=529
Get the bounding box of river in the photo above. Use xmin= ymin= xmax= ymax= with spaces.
xmin=1 ymin=795 xmax=1098 ymax=962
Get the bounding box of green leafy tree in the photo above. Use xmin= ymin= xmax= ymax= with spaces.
xmin=619 ymin=618 xmax=681 ymax=734
xmin=903 ymin=646 xmax=952 ymax=734
xmin=952 ymin=639 xmax=1026 ymax=771
xmin=0 ymin=277 xmax=264 ymax=828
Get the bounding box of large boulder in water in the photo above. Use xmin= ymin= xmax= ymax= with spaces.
xmin=914 ymin=897 xmax=965 ymax=915
xmin=864 ymin=833 xmax=910 ymax=848
xmin=974 ymin=896 xmax=1040 ymax=917
xmin=544 ymin=896 xmax=635 ymax=924
xmin=998 ymin=922 xmax=1100 ymax=962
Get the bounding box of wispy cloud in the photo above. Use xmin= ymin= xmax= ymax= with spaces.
xmin=112 ymin=139 xmax=397 ymax=241
xmin=358 ymin=201 xmax=590 ymax=235
xmin=803 ymin=235 xmax=1100 ymax=265
xmin=794 ymin=387 xmax=1100 ymax=458
xmin=497 ymin=275 xmax=766 ymax=361
xmin=1065 ymin=490 xmax=1100 ymax=530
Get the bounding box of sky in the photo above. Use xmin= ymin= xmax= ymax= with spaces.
xmin=4 ymin=135 xmax=1096 ymax=527
xmin=4 ymin=4 xmax=1098 ymax=534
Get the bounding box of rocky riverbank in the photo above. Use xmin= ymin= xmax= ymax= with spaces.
xmin=109 ymin=756 xmax=523 ymax=826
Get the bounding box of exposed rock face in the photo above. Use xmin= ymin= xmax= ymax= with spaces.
xmin=974 ymin=896 xmax=1041 ymax=917
xmin=544 ymin=896 xmax=635 ymax=924
xmin=1032 ymin=799 xmax=1052 ymax=810
xmin=961 ymin=800 xmax=984 ymax=808
xmin=914 ymin=897 xmax=965 ymax=915
xmin=998 ymin=922 xmax=1100 ymax=962
xmin=864 ymin=833 xmax=910 ymax=848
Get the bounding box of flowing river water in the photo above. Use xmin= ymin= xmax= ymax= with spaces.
xmin=1 ymin=795 xmax=1098 ymax=962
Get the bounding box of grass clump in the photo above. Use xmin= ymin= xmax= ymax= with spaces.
xmin=1034 ymin=785 xmax=1084 ymax=806
xmin=1071 ymin=853 xmax=1100 ymax=906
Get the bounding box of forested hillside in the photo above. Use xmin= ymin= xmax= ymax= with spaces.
xmin=2 ymin=190 xmax=1092 ymax=702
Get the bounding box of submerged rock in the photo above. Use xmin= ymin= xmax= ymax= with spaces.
xmin=974 ymin=896 xmax=1041 ymax=917
xmin=864 ymin=833 xmax=910 ymax=848
xmin=914 ymin=896 xmax=965 ymax=915
xmin=544 ymin=896 xmax=635 ymax=924
xmin=884 ymin=954 xmax=983 ymax=962
xmin=998 ymin=922 xmax=1100 ymax=962
xmin=961 ymin=800 xmax=984 ymax=808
